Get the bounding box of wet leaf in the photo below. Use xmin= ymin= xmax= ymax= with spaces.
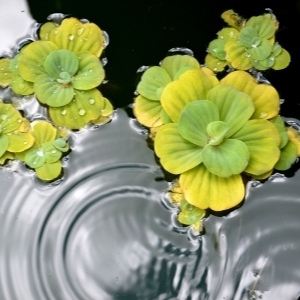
xmin=31 ymin=121 xmax=57 ymax=146
xmin=6 ymin=132 xmax=34 ymax=152
xmin=204 ymin=54 xmax=227 ymax=72
xmin=48 ymin=17 xmax=105 ymax=57
xmin=272 ymin=48 xmax=291 ymax=70
xmin=178 ymin=199 xmax=206 ymax=226
xmin=275 ymin=141 xmax=298 ymax=171
xmin=72 ymin=51 xmax=105 ymax=90
xmin=34 ymin=74 xmax=74 ymax=107
xmin=25 ymin=148 xmax=46 ymax=168
xmin=49 ymin=89 xmax=112 ymax=129
xmin=220 ymin=71 xmax=280 ymax=119
xmin=0 ymin=134 xmax=9 ymax=157
xmin=0 ymin=58 xmax=13 ymax=87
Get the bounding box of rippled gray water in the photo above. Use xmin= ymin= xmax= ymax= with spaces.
xmin=1 ymin=2 xmax=300 ymax=300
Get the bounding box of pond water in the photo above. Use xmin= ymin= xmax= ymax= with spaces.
xmin=1 ymin=1 xmax=300 ymax=300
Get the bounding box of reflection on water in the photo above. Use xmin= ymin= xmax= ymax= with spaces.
xmin=1 ymin=3 xmax=300 ymax=300
xmin=0 ymin=0 xmax=35 ymax=55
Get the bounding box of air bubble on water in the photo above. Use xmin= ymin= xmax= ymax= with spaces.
xmin=102 ymin=30 xmax=109 ymax=47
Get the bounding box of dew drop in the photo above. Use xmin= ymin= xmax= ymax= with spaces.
xmin=0 ymin=67 xmax=4 ymax=71
xmin=17 ymin=118 xmax=22 ymax=123
xmin=36 ymin=149 xmax=44 ymax=157
xmin=68 ymin=34 xmax=75 ymax=41
xmin=1 ymin=114 xmax=7 ymax=120
xmin=60 ymin=109 xmax=67 ymax=116
xmin=78 ymin=108 xmax=86 ymax=116
xmin=88 ymin=98 xmax=95 ymax=105
xmin=246 ymin=53 xmax=251 ymax=58
xmin=77 ymin=27 xmax=85 ymax=36
xmin=51 ymin=150 xmax=57 ymax=154
xmin=23 ymin=141 xmax=28 ymax=145
xmin=53 ymin=29 xmax=59 ymax=36
xmin=3 ymin=73 xmax=7 ymax=76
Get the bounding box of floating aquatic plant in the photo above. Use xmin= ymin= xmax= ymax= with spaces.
xmin=16 ymin=120 xmax=70 ymax=181
xmin=134 ymin=48 xmax=300 ymax=225
xmin=0 ymin=100 xmax=34 ymax=164
xmin=0 ymin=16 xmax=113 ymax=130
xmin=205 ymin=10 xmax=291 ymax=72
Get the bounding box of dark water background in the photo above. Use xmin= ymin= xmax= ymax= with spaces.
xmin=1 ymin=1 xmax=300 ymax=300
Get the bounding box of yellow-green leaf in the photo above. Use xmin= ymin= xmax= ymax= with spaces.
xmin=154 ymin=123 xmax=203 ymax=174
xmin=6 ymin=132 xmax=34 ymax=152
xmin=161 ymin=69 xmax=219 ymax=122
xmin=35 ymin=161 xmax=62 ymax=181
xmin=180 ymin=164 xmax=245 ymax=211
xmin=48 ymin=17 xmax=105 ymax=57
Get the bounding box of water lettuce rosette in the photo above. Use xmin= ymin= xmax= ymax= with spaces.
xmin=205 ymin=10 xmax=291 ymax=72
xmin=154 ymin=69 xmax=284 ymax=211
xmin=133 ymin=54 xmax=200 ymax=129
xmin=16 ymin=17 xmax=113 ymax=129
xmin=0 ymin=100 xmax=34 ymax=164
xmin=16 ymin=120 xmax=70 ymax=181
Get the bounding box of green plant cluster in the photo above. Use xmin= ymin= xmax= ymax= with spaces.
xmin=205 ymin=10 xmax=291 ymax=72
xmin=0 ymin=17 xmax=113 ymax=130
xmin=0 ymin=17 xmax=114 ymax=181
xmin=133 ymin=10 xmax=300 ymax=232
xmin=0 ymin=100 xmax=69 ymax=181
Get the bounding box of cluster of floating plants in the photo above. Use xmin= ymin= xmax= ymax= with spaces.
xmin=133 ymin=9 xmax=300 ymax=233
xmin=0 ymin=16 xmax=113 ymax=181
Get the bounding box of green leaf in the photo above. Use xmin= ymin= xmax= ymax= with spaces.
xmin=49 ymin=89 xmax=111 ymax=129
xmin=0 ymin=102 xmax=23 ymax=134
xmin=137 ymin=66 xmax=171 ymax=100
xmin=275 ymin=141 xmax=298 ymax=171
xmin=6 ymin=132 xmax=34 ymax=152
xmin=31 ymin=121 xmax=57 ymax=146
xmin=34 ymin=74 xmax=74 ymax=107
xmin=272 ymin=48 xmax=291 ymax=70
xmin=207 ymin=84 xmax=254 ymax=136
xmin=224 ymin=40 xmax=252 ymax=70
xmin=18 ymin=41 xmax=58 ymax=82
xmin=0 ymin=134 xmax=9 ymax=157
xmin=246 ymin=15 xmax=276 ymax=40
xmin=44 ymin=49 xmax=79 ymax=80
xmin=133 ymin=95 xmax=164 ymax=128
xmin=53 ymin=138 xmax=69 ymax=152
xmin=220 ymin=71 xmax=280 ymax=120
xmin=206 ymin=121 xmax=228 ymax=146
xmin=11 ymin=76 xmax=34 ymax=95
xmin=201 ymin=139 xmax=249 ymax=177
xmin=178 ymin=199 xmax=206 ymax=226
xmin=0 ymin=58 xmax=13 ymax=87
xmin=154 ymin=123 xmax=203 ymax=174
xmin=25 ymin=148 xmax=46 ymax=168
xmin=43 ymin=142 xmax=62 ymax=163
xmin=204 ymin=54 xmax=227 ymax=72
xmin=161 ymin=54 xmax=200 ymax=80
xmin=178 ymin=100 xmax=219 ymax=147
xmin=232 ymin=119 xmax=280 ymax=176
xmin=35 ymin=161 xmax=62 ymax=181
xmin=248 ymin=39 xmax=272 ymax=60
xmin=239 ymin=27 xmax=258 ymax=48
xmin=72 ymin=51 xmax=105 ymax=90
xmin=208 ymin=39 xmax=227 ymax=60
xmin=161 ymin=69 xmax=219 ymax=122
xmin=270 ymin=115 xmax=289 ymax=149
xmin=179 ymin=164 xmax=245 ymax=211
